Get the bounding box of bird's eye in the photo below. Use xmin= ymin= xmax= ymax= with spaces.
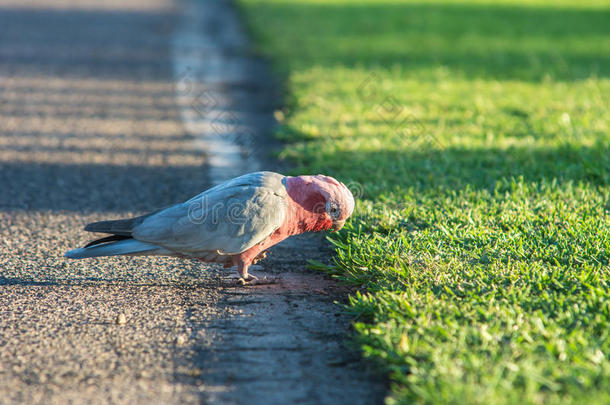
xmin=327 ymin=203 xmax=340 ymax=219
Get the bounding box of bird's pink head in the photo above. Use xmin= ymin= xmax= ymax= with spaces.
xmin=284 ymin=174 xmax=355 ymax=232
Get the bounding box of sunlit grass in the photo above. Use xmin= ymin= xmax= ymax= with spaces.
xmin=239 ymin=0 xmax=610 ymax=403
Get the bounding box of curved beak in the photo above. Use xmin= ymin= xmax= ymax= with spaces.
xmin=331 ymin=219 xmax=346 ymax=232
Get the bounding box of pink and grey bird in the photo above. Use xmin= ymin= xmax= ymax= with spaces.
xmin=65 ymin=171 xmax=355 ymax=281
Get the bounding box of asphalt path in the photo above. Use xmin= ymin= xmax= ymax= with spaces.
xmin=0 ymin=0 xmax=385 ymax=403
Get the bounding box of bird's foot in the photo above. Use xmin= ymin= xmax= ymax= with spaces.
xmin=237 ymin=274 xmax=278 ymax=286
xmin=252 ymin=251 xmax=268 ymax=264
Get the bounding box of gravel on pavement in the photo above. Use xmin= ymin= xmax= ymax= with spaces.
xmin=0 ymin=0 xmax=386 ymax=403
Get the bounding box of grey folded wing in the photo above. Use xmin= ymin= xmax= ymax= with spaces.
xmin=131 ymin=172 xmax=287 ymax=256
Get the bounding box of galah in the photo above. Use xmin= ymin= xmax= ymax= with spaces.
xmin=65 ymin=171 xmax=355 ymax=282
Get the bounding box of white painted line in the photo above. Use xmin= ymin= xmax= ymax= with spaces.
xmin=171 ymin=0 xmax=262 ymax=184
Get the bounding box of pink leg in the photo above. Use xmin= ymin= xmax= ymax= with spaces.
xmin=236 ymin=259 xmax=255 ymax=280
xmin=234 ymin=257 xmax=277 ymax=286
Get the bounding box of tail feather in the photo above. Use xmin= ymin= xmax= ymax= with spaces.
xmin=84 ymin=218 xmax=139 ymax=236
xmin=84 ymin=234 xmax=132 ymax=248
xmin=84 ymin=210 xmax=162 ymax=235
xmin=65 ymin=239 xmax=163 ymax=259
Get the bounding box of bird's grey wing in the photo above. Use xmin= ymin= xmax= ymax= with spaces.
xmin=131 ymin=172 xmax=287 ymax=255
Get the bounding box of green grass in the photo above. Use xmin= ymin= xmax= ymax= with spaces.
xmin=237 ymin=0 xmax=610 ymax=403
